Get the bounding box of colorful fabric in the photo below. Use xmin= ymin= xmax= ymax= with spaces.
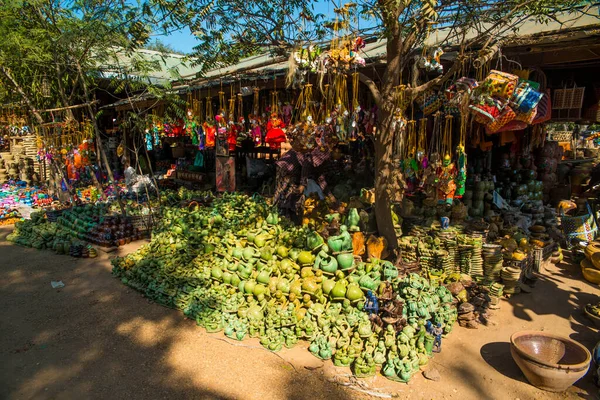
xmin=417 ymin=91 xmax=442 ymax=116
xmin=486 ymin=106 xmax=516 ymax=133
xmin=485 ymin=70 xmax=519 ymax=99
xmin=470 ymin=97 xmax=503 ymax=124
xmin=532 ymin=90 xmax=552 ymax=124
xmin=511 ymin=80 xmax=543 ymax=113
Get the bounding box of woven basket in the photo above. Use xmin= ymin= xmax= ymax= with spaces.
xmin=561 ymin=202 xmax=597 ymax=242
xmin=553 ymin=86 xmax=585 ymax=110
xmin=548 ymin=131 xmax=572 ymax=142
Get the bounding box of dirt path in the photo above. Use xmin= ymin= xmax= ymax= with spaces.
xmin=1 ymin=225 xmax=599 ymax=400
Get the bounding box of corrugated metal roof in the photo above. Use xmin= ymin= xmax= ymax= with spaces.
xmin=98 ymin=48 xmax=199 ymax=85
xmin=175 ymin=9 xmax=599 ymax=86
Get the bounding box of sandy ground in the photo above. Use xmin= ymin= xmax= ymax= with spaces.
xmin=1 ymin=224 xmax=600 ymax=400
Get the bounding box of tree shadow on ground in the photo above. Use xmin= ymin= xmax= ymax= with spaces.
xmin=480 ymin=342 xmax=526 ymax=383
xmin=0 ymin=227 xmax=353 ymax=400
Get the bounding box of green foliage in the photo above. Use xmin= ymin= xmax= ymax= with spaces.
xmin=144 ymin=39 xmax=187 ymax=55
xmin=0 ymin=0 xmax=201 ymax=119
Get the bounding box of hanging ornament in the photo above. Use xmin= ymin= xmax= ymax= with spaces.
xmin=252 ymin=87 xmax=260 ymax=116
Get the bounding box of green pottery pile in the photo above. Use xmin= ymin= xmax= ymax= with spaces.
xmin=112 ymin=192 xmax=458 ymax=382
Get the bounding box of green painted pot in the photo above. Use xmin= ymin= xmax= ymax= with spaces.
xmin=288 ymin=248 xmax=300 ymax=261
xmin=232 ymin=247 xmax=244 ymax=259
xmin=230 ymin=273 xmax=241 ymax=288
xmin=222 ymin=270 xmax=233 ymax=284
xmin=331 ymin=280 xmax=347 ymax=299
xmin=277 ymin=278 xmax=290 ymax=293
xmin=253 ymin=283 xmax=267 ymax=296
xmin=257 ymin=268 xmax=272 ymax=285
xmin=254 ymin=233 xmax=270 ymax=248
xmin=277 ymin=245 xmax=289 ymax=258
xmin=242 ymin=247 xmax=259 ymax=261
xmin=337 ymin=253 xmax=354 ymax=270
xmin=260 ymin=246 xmax=274 ymax=261
xmin=211 ymin=266 xmax=223 ymax=280
xmin=322 ymin=278 xmax=335 ymax=295
xmin=298 ymin=251 xmax=315 ymax=266
xmin=346 ymin=282 xmax=363 ymax=301
xmin=244 ymin=280 xmax=256 ymax=294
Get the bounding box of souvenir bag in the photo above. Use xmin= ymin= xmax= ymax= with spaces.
xmin=511 ymin=80 xmax=543 ymax=113
xmin=488 ymin=119 xmax=527 ymax=134
xmin=470 ymin=96 xmax=503 ymax=124
xmin=445 ymin=77 xmax=478 ymax=101
xmin=443 ymin=97 xmax=461 ymax=116
xmin=485 ymin=105 xmax=516 ymax=134
xmin=515 ymin=106 xmax=537 ymax=124
xmin=532 ymin=90 xmax=552 ymax=124
xmin=485 ymin=70 xmax=519 ymax=99
xmin=416 ymin=91 xmax=442 ymax=116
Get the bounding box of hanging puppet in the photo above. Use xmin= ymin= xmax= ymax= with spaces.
xmin=265 ymin=112 xmax=286 ymax=149
xmin=249 ymin=114 xmax=262 ymax=146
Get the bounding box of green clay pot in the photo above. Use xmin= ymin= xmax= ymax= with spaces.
xmin=346 ymin=283 xmax=363 ymax=301
xmin=302 ymin=278 xmax=319 ymax=294
xmin=232 ymin=247 xmax=244 ymax=259
xmin=298 ymin=251 xmax=315 ymax=266
xmin=306 ymin=232 xmax=324 ymax=250
xmin=320 ymin=256 xmax=338 ymax=274
xmin=260 ymin=247 xmax=274 ymax=261
xmin=331 ymin=280 xmax=347 ymax=299
xmin=246 ymin=304 xmax=263 ymax=320
xmin=237 ymin=263 xmax=253 ymax=279
xmin=230 ymin=274 xmax=241 ymax=287
xmin=288 ymin=248 xmax=300 ymax=261
xmin=257 ymin=269 xmax=271 ymax=285
xmin=222 ymin=271 xmax=233 ymax=284
xmin=290 ymin=280 xmax=302 ymax=297
xmin=280 ymin=258 xmax=293 ymax=271
xmin=266 ymin=212 xmax=279 ymax=225
xmin=359 ymin=274 xmax=377 ymax=291
xmin=254 ymin=233 xmax=270 ymax=248
xmin=211 ymin=266 xmax=223 ymax=280
xmin=253 ymin=284 xmax=267 ymax=296
xmin=244 ymin=280 xmax=256 ymax=294
xmin=277 ymin=278 xmax=290 ymax=293
xmin=242 ymin=247 xmax=258 ymax=261
xmin=327 ymin=236 xmax=344 ymax=253
xmin=247 ymin=231 xmax=257 ymax=243
xmin=277 ymin=245 xmax=289 ymax=258
xmin=322 ymin=278 xmax=335 ymax=295
xmin=337 ymin=253 xmax=355 ymax=270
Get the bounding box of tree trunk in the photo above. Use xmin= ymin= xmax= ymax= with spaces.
xmin=373 ymin=103 xmax=398 ymax=250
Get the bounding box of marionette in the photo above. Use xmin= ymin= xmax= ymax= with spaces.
xmin=249 ymin=114 xmax=262 ymax=146
xmin=282 ymin=102 xmax=293 ymax=125
xmin=203 ymin=119 xmax=216 ymax=148
xmin=265 ymin=112 xmax=286 ymax=149
xmin=145 ymin=129 xmax=154 ymax=151
xmin=236 ymin=116 xmax=247 ymax=147
xmin=455 ymin=145 xmax=467 ymax=198
xmin=215 ymin=111 xmax=229 ymax=156
xmin=437 ymin=154 xmax=457 ymax=205
xmin=227 ymin=119 xmax=238 ymax=152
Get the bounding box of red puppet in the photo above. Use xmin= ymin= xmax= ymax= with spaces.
xmin=265 ymin=112 xmax=286 ymax=149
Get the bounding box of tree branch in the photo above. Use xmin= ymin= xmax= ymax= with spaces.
xmin=407 ymin=56 xmax=463 ymax=97
xmin=0 ymin=65 xmax=44 ymax=124
xmin=358 ymin=72 xmax=381 ymax=106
